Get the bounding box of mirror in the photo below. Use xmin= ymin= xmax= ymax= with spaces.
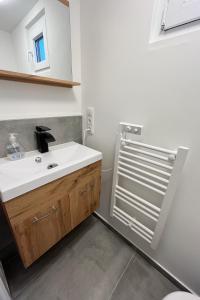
xmin=0 ymin=0 xmax=72 ymax=82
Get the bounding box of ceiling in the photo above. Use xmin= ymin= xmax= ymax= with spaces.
xmin=0 ymin=0 xmax=38 ymax=32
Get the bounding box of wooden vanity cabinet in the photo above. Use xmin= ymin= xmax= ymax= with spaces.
xmin=3 ymin=161 xmax=101 ymax=268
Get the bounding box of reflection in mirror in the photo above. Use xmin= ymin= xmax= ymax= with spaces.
xmin=0 ymin=0 xmax=72 ymax=81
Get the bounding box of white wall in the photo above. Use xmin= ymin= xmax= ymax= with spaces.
xmin=11 ymin=0 xmax=44 ymax=74
xmin=44 ymin=0 xmax=72 ymax=80
xmin=0 ymin=30 xmax=17 ymax=71
xmin=0 ymin=0 xmax=81 ymax=121
xmin=81 ymin=0 xmax=200 ymax=294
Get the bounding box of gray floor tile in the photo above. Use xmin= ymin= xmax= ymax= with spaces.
xmin=110 ymin=254 xmax=178 ymax=300
xmin=5 ymin=216 xmax=135 ymax=300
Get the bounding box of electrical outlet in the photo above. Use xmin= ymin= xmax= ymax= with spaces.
xmin=87 ymin=107 xmax=95 ymax=135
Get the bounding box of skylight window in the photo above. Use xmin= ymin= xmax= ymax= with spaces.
xmin=162 ymin=0 xmax=200 ymax=31
xmin=34 ymin=34 xmax=46 ymax=63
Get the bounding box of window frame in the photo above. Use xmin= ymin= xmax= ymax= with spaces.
xmin=162 ymin=0 xmax=200 ymax=31
xmin=26 ymin=11 xmax=50 ymax=73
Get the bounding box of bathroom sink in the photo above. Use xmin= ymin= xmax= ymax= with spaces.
xmin=0 ymin=142 xmax=102 ymax=202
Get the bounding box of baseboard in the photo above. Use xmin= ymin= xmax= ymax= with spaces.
xmin=93 ymin=212 xmax=195 ymax=295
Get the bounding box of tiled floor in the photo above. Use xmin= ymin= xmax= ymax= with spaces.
xmin=3 ymin=216 xmax=178 ymax=300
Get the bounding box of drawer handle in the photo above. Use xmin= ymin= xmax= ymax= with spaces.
xmin=79 ymin=189 xmax=87 ymax=196
xmin=32 ymin=206 xmax=58 ymax=224
xmin=90 ymin=182 xmax=95 ymax=189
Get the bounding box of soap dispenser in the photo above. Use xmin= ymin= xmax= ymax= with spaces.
xmin=6 ymin=133 xmax=25 ymax=161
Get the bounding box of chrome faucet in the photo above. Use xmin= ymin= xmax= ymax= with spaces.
xmin=35 ymin=126 xmax=56 ymax=153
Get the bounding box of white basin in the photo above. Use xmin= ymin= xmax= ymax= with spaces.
xmin=0 ymin=142 xmax=102 ymax=202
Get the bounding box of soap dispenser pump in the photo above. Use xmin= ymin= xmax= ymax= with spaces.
xmin=6 ymin=133 xmax=25 ymax=161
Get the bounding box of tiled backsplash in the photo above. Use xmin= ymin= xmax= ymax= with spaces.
xmin=0 ymin=116 xmax=82 ymax=158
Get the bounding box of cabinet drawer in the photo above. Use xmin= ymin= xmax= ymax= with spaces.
xmin=11 ymin=196 xmax=71 ymax=268
xmin=70 ymin=168 xmax=101 ymax=229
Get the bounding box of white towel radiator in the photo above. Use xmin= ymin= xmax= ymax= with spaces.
xmin=110 ymin=123 xmax=189 ymax=249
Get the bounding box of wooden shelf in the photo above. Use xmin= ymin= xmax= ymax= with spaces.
xmin=0 ymin=70 xmax=80 ymax=88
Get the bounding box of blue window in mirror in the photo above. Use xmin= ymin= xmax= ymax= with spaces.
xmin=35 ymin=34 xmax=46 ymax=63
